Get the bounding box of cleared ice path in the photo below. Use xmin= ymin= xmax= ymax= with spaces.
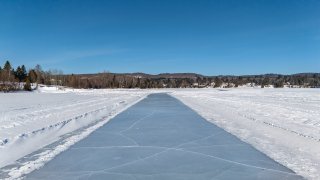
xmin=26 ymin=93 xmax=303 ymax=180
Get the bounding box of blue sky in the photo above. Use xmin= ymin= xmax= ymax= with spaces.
xmin=0 ymin=0 xmax=319 ymax=75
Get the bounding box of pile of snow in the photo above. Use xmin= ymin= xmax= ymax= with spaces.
xmin=0 ymin=86 xmax=152 ymax=179
xmin=171 ymin=88 xmax=320 ymax=179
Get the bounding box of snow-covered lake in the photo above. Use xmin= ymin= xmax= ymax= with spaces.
xmin=0 ymin=87 xmax=319 ymax=179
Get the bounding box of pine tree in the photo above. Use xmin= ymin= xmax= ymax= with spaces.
xmin=3 ymin=61 xmax=12 ymax=71
xmin=21 ymin=65 xmax=27 ymax=81
xmin=2 ymin=60 xmax=14 ymax=82
xmin=15 ymin=66 xmax=22 ymax=82
xmin=13 ymin=66 xmax=21 ymax=79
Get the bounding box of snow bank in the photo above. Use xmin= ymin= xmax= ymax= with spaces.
xmin=0 ymin=86 xmax=152 ymax=179
xmin=171 ymin=88 xmax=320 ymax=179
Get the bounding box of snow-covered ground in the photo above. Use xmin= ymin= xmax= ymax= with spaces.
xmin=171 ymin=88 xmax=320 ymax=180
xmin=1 ymin=87 xmax=319 ymax=179
xmin=0 ymin=87 xmax=151 ymax=179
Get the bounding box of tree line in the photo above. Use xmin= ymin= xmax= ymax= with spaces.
xmin=1 ymin=60 xmax=319 ymax=92
xmin=42 ymin=72 xmax=320 ymax=89
xmin=0 ymin=60 xmax=41 ymax=91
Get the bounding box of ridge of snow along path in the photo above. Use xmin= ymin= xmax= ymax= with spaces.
xmin=0 ymin=87 xmax=152 ymax=171
xmin=171 ymin=88 xmax=320 ymax=180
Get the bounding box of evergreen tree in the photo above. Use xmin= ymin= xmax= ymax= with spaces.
xmin=21 ymin=65 xmax=27 ymax=81
xmin=3 ymin=61 xmax=12 ymax=71
xmin=15 ymin=66 xmax=22 ymax=82
xmin=15 ymin=66 xmax=27 ymax=82
xmin=2 ymin=60 xmax=14 ymax=82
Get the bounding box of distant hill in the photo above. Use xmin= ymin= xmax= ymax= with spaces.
xmin=122 ymin=73 xmax=204 ymax=79
xmin=68 ymin=72 xmax=320 ymax=79
xmin=50 ymin=72 xmax=319 ymax=89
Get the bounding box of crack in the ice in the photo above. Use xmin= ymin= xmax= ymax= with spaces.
xmin=183 ymin=144 xmax=246 ymax=149
xmin=68 ymin=132 xmax=225 ymax=177
xmin=30 ymin=130 xmax=300 ymax=178
xmin=71 ymin=144 xmax=299 ymax=177
xmin=171 ymin=148 xmax=299 ymax=176
xmin=116 ymin=111 xmax=156 ymax=146
xmin=119 ymin=111 xmax=155 ymax=134
xmin=177 ymin=131 xmax=224 ymax=148
xmin=118 ymin=133 xmax=139 ymax=146
xmin=70 ymin=145 xmax=167 ymax=150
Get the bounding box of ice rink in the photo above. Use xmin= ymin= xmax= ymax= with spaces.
xmin=26 ymin=93 xmax=302 ymax=180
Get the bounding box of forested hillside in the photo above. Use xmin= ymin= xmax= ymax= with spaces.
xmin=1 ymin=60 xmax=319 ymax=91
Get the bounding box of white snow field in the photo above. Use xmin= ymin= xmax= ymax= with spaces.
xmin=171 ymin=88 xmax=320 ymax=180
xmin=0 ymin=87 xmax=319 ymax=179
xmin=0 ymin=87 xmax=151 ymax=178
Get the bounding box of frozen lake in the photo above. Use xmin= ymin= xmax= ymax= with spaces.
xmin=26 ymin=93 xmax=302 ymax=180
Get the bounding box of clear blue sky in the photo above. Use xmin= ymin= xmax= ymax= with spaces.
xmin=0 ymin=0 xmax=319 ymax=75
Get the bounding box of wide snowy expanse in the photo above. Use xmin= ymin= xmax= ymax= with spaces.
xmin=0 ymin=87 xmax=319 ymax=179
xmin=172 ymin=88 xmax=320 ymax=180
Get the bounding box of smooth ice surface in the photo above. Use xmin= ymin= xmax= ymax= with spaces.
xmin=26 ymin=93 xmax=303 ymax=180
